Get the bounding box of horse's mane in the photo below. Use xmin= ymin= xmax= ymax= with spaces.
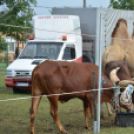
xmin=111 ymin=18 xmax=127 ymax=37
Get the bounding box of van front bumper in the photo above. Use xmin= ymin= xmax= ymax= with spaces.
xmin=5 ymin=77 xmax=32 ymax=89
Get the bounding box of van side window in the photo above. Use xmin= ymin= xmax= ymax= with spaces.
xmin=62 ymin=45 xmax=75 ymax=60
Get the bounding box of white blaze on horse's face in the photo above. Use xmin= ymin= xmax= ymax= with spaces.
xmin=120 ymin=85 xmax=134 ymax=106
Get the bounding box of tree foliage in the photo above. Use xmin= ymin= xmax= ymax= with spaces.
xmin=0 ymin=0 xmax=37 ymax=41
xmin=109 ymin=0 xmax=134 ymax=10
xmin=0 ymin=35 xmax=7 ymax=51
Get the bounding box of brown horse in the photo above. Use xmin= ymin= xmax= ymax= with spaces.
xmin=30 ymin=61 xmax=131 ymax=134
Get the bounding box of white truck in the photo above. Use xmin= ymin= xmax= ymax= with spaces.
xmin=5 ymin=15 xmax=93 ymax=93
xmin=5 ymin=8 xmax=134 ymax=93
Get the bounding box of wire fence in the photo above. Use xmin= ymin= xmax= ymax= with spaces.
xmin=0 ymin=10 xmax=134 ymax=133
xmin=0 ymin=90 xmax=118 ymax=134
xmin=0 ymin=61 xmax=130 ymax=133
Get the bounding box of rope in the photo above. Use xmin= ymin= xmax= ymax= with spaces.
xmin=1 ymin=23 xmax=134 ymax=42
xmin=0 ymin=86 xmax=117 ymax=102
xmin=101 ymin=77 xmax=114 ymax=93
xmin=1 ymin=84 xmax=130 ymax=102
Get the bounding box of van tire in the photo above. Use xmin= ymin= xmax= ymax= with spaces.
xmin=13 ymin=87 xmax=19 ymax=94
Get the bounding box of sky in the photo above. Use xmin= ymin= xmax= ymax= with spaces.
xmin=34 ymin=0 xmax=110 ymax=15
xmin=0 ymin=0 xmax=110 ymax=15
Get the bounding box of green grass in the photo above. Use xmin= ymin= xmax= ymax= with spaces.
xmin=0 ymin=69 xmax=9 ymax=89
xmin=0 ymin=70 xmax=133 ymax=133
xmin=0 ymin=91 xmax=134 ymax=134
xmin=0 ymin=62 xmax=11 ymax=68
xmin=0 ymin=63 xmax=133 ymax=133
xmin=0 ymin=62 xmax=7 ymax=68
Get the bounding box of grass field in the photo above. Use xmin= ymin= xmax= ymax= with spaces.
xmin=0 ymin=89 xmax=134 ymax=134
xmin=0 ymin=62 xmax=7 ymax=68
xmin=0 ymin=69 xmax=8 ymax=89
xmin=0 ymin=62 xmax=11 ymax=68
xmin=0 ymin=70 xmax=134 ymax=134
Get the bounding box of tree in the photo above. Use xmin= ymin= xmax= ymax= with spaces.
xmin=0 ymin=0 xmax=37 ymax=42
xmin=109 ymin=0 xmax=134 ymax=10
xmin=0 ymin=35 xmax=7 ymax=51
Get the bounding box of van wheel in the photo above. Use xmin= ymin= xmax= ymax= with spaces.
xmin=13 ymin=87 xmax=19 ymax=94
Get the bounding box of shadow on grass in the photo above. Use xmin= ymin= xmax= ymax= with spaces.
xmin=12 ymin=89 xmax=31 ymax=94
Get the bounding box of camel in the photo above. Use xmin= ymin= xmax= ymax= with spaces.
xmin=102 ymin=18 xmax=134 ymax=76
xmin=101 ymin=18 xmax=134 ymax=117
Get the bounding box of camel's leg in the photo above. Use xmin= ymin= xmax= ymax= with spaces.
xmin=101 ymin=103 xmax=107 ymax=119
xmin=83 ymin=101 xmax=91 ymax=130
xmin=106 ymin=102 xmax=113 ymax=116
xmin=48 ymin=96 xmax=67 ymax=133
xmin=30 ymin=96 xmax=42 ymax=134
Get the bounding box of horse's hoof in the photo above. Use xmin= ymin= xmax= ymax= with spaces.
xmin=61 ymin=129 xmax=67 ymax=134
xmin=30 ymin=131 xmax=34 ymax=134
xmin=85 ymin=126 xmax=91 ymax=130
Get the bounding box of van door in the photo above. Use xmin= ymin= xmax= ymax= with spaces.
xmin=62 ymin=45 xmax=76 ymax=61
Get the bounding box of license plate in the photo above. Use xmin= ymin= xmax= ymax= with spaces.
xmin=16 ymin=82 xmax=28 ymax=87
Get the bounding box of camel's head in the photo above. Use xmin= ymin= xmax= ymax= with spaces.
xmin=112 ymin=18 xmax=128 ymax=37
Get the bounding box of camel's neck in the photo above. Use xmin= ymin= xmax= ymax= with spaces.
xmin=113 ymin=25 xmax=131 ymax=39
xmin=111 ymin=24 xmax=132 ymax=46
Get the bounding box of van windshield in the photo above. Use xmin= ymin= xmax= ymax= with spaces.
xmin=19 ymin=42 xmax=63 ymax=59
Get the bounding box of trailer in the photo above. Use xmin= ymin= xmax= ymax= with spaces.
xmin=53 ymin=7 xmax=134 ymax=65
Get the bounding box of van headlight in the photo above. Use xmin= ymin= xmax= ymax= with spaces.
xmin=6 ymin=70 xmax=12 ymax=76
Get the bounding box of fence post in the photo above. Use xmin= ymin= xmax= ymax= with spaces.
xmin=93 ymin=72 xmax=97 ymax=133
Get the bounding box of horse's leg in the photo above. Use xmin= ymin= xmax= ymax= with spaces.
xmin=48 ymin=96 xmax=67 ymax=133
xmin=89 ymin=100 xmax=94 ymax=121
xmin=83 ymin=101 xmax=91 ymax=130
xmin=30 ymin=95 xmax=42 ymax=134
